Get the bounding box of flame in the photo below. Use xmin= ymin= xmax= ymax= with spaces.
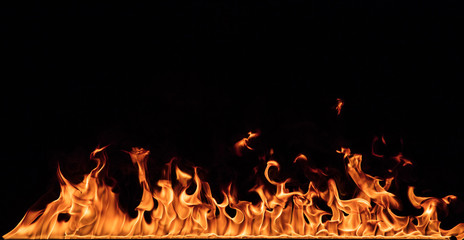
xmin=336 ymin=98 xmax=344 ymax=116
xmin=4 ymin=141 xmax=464 ymax=239
xmin=371 ymin=136 xmax=412 ymax=167
xmin=234 ymin=131 xmax=260 ymax=157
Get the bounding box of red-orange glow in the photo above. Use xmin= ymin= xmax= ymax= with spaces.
xmin=234 ymin=131 xmax=260 ymax=156
xmin=336 ymin=98 xmax=344 ymax=116
xmin=4 ymin=139 xmax=464 ymax=239
xmin=371 ymin=136 xmax=412 ymax=167
xmin=293 ymin=154 xmax=307 ymax=163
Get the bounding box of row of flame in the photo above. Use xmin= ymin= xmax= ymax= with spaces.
xmin=4 ymin=131 xmax=464 ymax=239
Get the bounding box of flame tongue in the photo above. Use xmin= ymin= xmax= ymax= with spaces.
xmin=128 ymin=148 xmax=154 ymax=211
xmin=4 ymin=143 xmax=464 ymax=239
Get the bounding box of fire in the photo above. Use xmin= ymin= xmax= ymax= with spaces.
xmin=335 ymin=98 xmax=344 ymax=116
xmin=234 ymin=131 xmax=261 ymax=157
xmin=4 ymin=135 xmax=464 ymax=239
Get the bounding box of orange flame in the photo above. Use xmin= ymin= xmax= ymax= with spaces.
xmin=4 ymin=141 xmax=464 ymax=239
xmin=336 ymin=98 xmax=344 ymax=116
xmin=234 ymin=131 xmax=260 ymax=157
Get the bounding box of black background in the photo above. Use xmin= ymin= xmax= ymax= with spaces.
xmin=1 ymin=1 xmax=464 ymax=237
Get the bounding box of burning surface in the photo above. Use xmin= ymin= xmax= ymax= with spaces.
xmin=4 ymin=132 xmax=464 ymax=239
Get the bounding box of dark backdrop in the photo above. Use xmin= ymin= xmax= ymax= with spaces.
xmin=2 ymin=1 xmax=464 ymax=236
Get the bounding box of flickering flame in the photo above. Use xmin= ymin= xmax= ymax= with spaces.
xmin=4 ymin=136 xmax=464 ymax=239
xmin=336 ymin=98 xmax=344 ymax=116
xmin=234 ymin=131 xmax=260 ymax=157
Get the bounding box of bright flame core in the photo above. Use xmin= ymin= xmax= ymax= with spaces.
xmin=4 ymin=137 xmax=464 ymax=239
